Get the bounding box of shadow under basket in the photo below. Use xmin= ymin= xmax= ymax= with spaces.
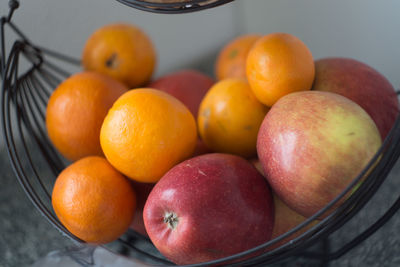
xmin=2 ymin=2 xmax=400 ymax=266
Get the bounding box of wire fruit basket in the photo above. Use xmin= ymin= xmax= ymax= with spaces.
xmin=115 ymin=0 xmax=234 ymax=13
xmin=2 ymin=0 xmax=400 ymax=266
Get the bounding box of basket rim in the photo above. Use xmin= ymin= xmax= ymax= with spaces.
xmin=115 ymin=0 xmax=235 ymax=14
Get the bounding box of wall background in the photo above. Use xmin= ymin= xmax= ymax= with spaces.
xmin=239 ymin=0 xmax=400 ymax=88
xmin=1 ymin=0 xmax=399 ymax=87
xmin=0 ymin=0 xmax=241 ymax=78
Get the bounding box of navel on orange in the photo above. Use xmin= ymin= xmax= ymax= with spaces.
xmin=82 ymin=23 xmax=157 ymax=88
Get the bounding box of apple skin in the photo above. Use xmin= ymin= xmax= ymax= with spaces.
xmin=257 ymin=91 xmax=382 ymax=218
xmin=192 ymin=138 xmax=212 ymax=157
xmin=129 ymin=181 xmax=155 ymax=237
xmin=250 ymin=159 xmax=319 ymax=250
xmin=148 ymin=69 xmax=215 ymax=118
xmin=312 ymin=57 xmax=399 ymax=140
xmin=269 ymin=194 xmax=319 ymax=250
xmin=143 ymin=153 xmax=274 ymax=265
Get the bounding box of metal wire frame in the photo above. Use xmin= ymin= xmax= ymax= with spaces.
xmin=2 ymin=1 xmax=400 ymax=266
xmin=115 ymin=0 xmax=234 ymax=14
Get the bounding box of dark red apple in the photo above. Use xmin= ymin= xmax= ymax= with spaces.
xmin=192 ymin=138 xmax=212 ymax=157
xmin=129 ymin=181 xmax=155 ymax=237
xmin=312 ymin=57 xmax=399 ymax=140
xmin=257 ymin=91 xmax=382 ymax=218
xmin=143 ymin=153 xmax=274 ymax=265
xmin=148 ymin=69 xmax=214 ymax=118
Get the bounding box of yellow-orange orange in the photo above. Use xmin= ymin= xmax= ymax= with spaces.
xmin=198 ymin=78 xmax=269 ymax=158
xmin=82 ymin=23 xmax=156 ymax=88
xmin=246 ymin=33 xmax=315 ymax=106
xmin=215 ymin=34 xmax=261 ymax=81
xmin=100 ymin=89 xmax=197 ymax=183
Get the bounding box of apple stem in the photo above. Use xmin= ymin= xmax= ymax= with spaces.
xmin=164 ymin=211 xmax=179 ymax=230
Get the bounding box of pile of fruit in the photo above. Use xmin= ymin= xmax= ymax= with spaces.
xmin=47 ymin=23 xmax=399 ymax=265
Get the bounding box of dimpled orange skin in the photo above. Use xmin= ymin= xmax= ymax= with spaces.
xmin=51 ymin=156 xmax=136 ymax=244
xmin=198 ymin=78 xmax=269 ymax=158
xmin=82 ymin=23 xmax=156 ymax=88
xmin=215 ymin=34 xmax=261 ymax=81
xmin=46 ymin=72 xmax=128 ymax=161
xmin=100 ymin=89 xmax=197 ymax=183
xmin=246 ymin=33 xmax=315 ymax=107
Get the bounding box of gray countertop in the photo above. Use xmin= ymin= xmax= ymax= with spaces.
xmin=1 ymin=144 xmax=400 ymax=267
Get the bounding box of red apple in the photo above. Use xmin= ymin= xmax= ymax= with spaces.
xmin=129 ymin=181 xmax=155 ymax=237
xmin=250 ymin=158 xmax=265 ymax=176
xmin=192 ymin=138 xmax=212 ymax=157
xmin=257 ymin=91 xmax=382 ymax=218
xmin=148 ymin=69 xmax=214 ymax=118
xmin=143 ymin=153 xmax=274 ymax=265
xmin=312 ymin=57 xmax=399 ymax=140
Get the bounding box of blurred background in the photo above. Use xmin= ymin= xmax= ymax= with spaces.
xmin=1 ymin=0 xmax=400 ymax=266
xmin=1 ymin=0 xmax=399 ymax=85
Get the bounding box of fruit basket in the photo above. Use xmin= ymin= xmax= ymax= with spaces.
xmin=2 ymin=0 xmax=400 ymax=266
xmin=116 ymin=0 xmax=234 ymax=13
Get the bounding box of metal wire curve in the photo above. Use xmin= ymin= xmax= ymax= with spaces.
xmin=115 ymin=0 xmax=234 ymax=14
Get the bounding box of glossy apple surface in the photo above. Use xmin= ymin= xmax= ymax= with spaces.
xmin=312 ymin=57 xmax=399 ymax=140
xmin=257 ymin=91 xmax=382 ymax=218
xmin=143 ymin=153 xmax=274 ymax=265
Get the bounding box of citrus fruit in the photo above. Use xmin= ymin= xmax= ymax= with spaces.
xmin=100 ymin=89 xmax=197 ymax=183
xmin=52 ymin=156 xmax=136 ymax=244
xmin=46 ymin=71 xmax=128 ymax=161
xmin=246 ymin=32 xmax=315 ymax=106
xmin=82 ymin=23 xmax=156 ymax=88
xmin=215 ymin=34 xmax=261 ymax=81
xmin=198 ymin=78 xmax=269 ymax=158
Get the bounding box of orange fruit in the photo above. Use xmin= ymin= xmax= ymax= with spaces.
xmin=215 ymin=34 xmax=261 ymax=81
xmin=100 ymin=89 xmax=197 ymax=183
xmin=246 ymin=33 xmax=315 ymax=106
xmin=52 ymin=156 xmax=136 ymax=244
xmin=46 ymin=71 xmax=128 ymax=161
xmin=82 ymin=23 xmax=157 ymax=88
xmin=198 ymin=78 xmax=269 ymax=158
